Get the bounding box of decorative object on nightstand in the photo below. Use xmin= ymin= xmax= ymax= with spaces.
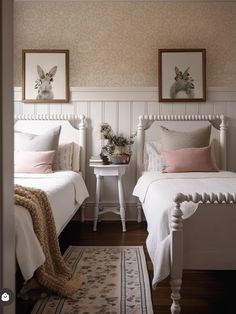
xmin=89 ymin=163 xmax=129 ymax=232
xmin=89 ymin=155 xmax=103 ymax=164
xmin=110 ymin=153 xmax=130 ymax=165
xmin=100 ymin=155 xmax=110 ymax=165
xmin=99 ymin=122 xmax=135 ymax=165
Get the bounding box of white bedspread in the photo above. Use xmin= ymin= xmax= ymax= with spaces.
xmin=133 ymin=171 xmax=236 ymax=288
xmin=14 ymin=171 xmax=89 ymax=281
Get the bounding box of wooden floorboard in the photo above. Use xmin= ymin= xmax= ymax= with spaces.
xmin=17 ymin=220 xmax=235 ymax=313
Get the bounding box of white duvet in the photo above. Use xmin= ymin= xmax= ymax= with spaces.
xmin=133 ymin=171 xmax=236 ymax=288
xmin=14 ymin=171 xmax=89 ymax=281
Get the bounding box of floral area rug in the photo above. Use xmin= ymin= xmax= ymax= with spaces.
xmin=32 ymin=246 xmax=153 ymax=314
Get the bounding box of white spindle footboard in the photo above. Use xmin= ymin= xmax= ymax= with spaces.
xmin=171 ymin=192 xmax=236 ymax=314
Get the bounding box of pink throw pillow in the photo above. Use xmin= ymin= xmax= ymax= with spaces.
xmin=15 ymin=151 xmax=55 ymax=173
xmin=162 ymin=146 xmax=217 ymax=173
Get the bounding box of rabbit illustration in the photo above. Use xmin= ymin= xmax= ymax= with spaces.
xmin=170 ymin=66 xmax=194 ymax=99
xmin=35 ymin=65 xmax=57 ymax=100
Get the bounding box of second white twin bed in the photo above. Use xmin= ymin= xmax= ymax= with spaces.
xmin=134 ymin=170 xmax=236 ymax=286
xmin=133 ymin=114 xmax=236 ymax=313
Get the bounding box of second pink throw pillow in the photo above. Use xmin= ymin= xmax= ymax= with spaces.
xmin=162 ymin=146 xmax=217 ymax=173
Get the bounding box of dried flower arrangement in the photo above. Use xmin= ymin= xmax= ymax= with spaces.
xmin=100 ymin=123 xmax=135 ymax=163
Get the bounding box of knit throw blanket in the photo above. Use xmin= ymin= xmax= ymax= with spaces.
xmin=15 ymin=184 xmax=84 ymax=300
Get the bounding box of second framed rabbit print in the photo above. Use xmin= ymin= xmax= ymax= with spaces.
xmin=22 ymin=49 xmax=69 ymax=103
xmin=158 ymin=49 xmax=206 ymax=102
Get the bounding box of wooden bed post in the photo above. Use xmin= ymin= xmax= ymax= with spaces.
xmin=136 ymin=115 xmax=145 ymax=222
xmin=170 ymin=193 xmax=184 ymax=314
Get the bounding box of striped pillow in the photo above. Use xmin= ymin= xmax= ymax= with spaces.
xmin=144 ymin=142 xmax=163 ymax=171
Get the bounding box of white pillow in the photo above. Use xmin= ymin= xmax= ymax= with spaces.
xmin=14 ymin=126 xmax=61 ymax=152
xmin=144 ymin=141 xmax=163 ymax=171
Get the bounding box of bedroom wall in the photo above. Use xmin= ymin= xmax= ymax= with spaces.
xmin=14 ymin=1 xmax=236 ymax=87
xmin=14 ymin=0 xmax=236 ymax=220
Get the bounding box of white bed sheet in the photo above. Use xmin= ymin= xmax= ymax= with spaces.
xmin=133 ymin=171 xmax=236 ymax=288
xmin=14 ymin=171 xmax=89 ymax=281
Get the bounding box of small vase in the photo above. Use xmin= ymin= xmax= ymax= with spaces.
xmin=113 ymin=145 xmax=128 ymax=155
xmin=110 ymin=154 xmax=131 ymax=164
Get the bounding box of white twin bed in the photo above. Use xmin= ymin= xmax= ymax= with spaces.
xmin=14 ymin=114 xmax=89 ymax=281
xmin=133 ymin=114 xmax=236 ymax=313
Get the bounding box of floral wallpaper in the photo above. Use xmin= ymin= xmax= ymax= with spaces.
xmin=14 ymin=1 xmax=236 ymax=87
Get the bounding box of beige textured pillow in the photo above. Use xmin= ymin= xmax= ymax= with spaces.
xmin=54 ymin=143 xmax=73 ymax=171
xmin=159 ymin=125 xmax=211 ymax=151
xmin=53 ymin=142 xmax=81 ymax=172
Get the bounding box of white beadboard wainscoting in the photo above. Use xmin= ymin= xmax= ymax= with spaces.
xmin=14 ymin=87 xmax=236 ymax=221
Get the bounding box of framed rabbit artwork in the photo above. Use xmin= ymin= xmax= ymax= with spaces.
xmin=22 ymin=49 xmax=69 ymax=103
xmin=158 ymin=49 xmax=206 ymax=102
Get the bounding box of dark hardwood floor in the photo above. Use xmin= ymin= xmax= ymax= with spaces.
xmin=17 ymin=220 xmax=235 ymax=314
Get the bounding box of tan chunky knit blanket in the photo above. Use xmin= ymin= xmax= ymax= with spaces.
xmin=15 ymin=184 xmax=84 ymax=300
